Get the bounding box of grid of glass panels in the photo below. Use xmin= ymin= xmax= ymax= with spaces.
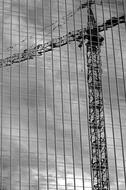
xmin=0 ymin=0 xmax=126 ymax=190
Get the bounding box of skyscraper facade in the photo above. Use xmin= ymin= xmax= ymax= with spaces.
xmin=0 ymin=0 xmax=126 ymax=190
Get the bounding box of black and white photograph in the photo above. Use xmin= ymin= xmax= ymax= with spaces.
xmin=0 ymin=0 xmax=126 ymax=190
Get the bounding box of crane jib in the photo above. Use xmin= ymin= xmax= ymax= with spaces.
xmin=0 ymin=9 xmax=125 ymax=67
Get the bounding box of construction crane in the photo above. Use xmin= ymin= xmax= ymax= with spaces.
xmin=86 ymin=2 xmax=109 ymax=190
xmin=0 ymin=1 xmax=125 ymax=189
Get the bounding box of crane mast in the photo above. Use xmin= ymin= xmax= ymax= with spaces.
xmin=86 ymin=3 xmax=110 ymax=190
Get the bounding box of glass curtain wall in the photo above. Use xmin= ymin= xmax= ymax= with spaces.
xmin=0 ymin=0 xmax=126 ymax=190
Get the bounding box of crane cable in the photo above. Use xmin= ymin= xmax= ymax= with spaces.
xmin=6 ymin=1 xmax=97 ymax=52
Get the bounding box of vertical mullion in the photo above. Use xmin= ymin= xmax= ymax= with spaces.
xmin=18 ymin=0 xmax=21 ymax=190
xmin=10 ymin=0 xmax=13 ymax=190
xmin=34 ymin=1 xmax=40 ymax=190
xmin=114 ymin=0 xmax=126 ymax=188
xmin=49 ymin=1 xmax=58 ymax=190
xmin=121 ymin=0 xmax=126 ymax=31
xmin=56 ymin=1 xmax=67 ymax=190
xmin=0 ymin=0 xmax=4 ymax=189
xmin=26 ymin=0 xmax=31 ymax=190
xmin=64 ymin=1 xmax=76 ymax=190
xmin=79 ymin=0 xmax=92 ymax=189
xmin=101 ymin=1 xmax=119 ymax=189
xmin=108 ymin=0 xmax=126 ymax=188
xmin=93 ymin=0 xmax=103 ymax=185
xmin=114 ymin=0 xmax=126 ymax=106
xmin=71 ymin=1 xmax=86 ymax=190
xmin=41 ymin=0 xmax=49 ymax=190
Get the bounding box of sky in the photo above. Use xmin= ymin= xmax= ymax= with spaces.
xmin=0 ymin=0 xmax=126 ymax=190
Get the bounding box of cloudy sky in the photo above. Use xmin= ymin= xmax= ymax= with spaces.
xmin=0 ymin=0 xmax=126 ymax=190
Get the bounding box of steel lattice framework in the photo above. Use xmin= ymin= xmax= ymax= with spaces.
xmin=87 ymin=43 xmax=110 ymax=190
xmin=86 ymin=4 xmax=110 ymax=189
xmin=0 ymin=13 xmax=124 ymax=68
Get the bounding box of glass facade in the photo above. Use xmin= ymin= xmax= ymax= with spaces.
xmin=0 ymin=0 xmax=126 ymax=190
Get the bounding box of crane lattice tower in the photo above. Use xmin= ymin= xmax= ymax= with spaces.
xmin=86 ymin=2 xmax=110 ymax=190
